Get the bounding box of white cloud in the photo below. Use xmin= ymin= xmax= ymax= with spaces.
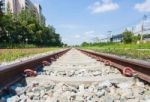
xmin=135 ymin=0 xmax=150 ymax=12
xmin=88 ymin=0 xmax=119 ymax=14
xmin=62 ymin=31 xmax=96 ymax=45
xmin=74 ymin=34 xmax=81 ymax=39
xmin=84 ymin=31 xmax=95 ymax=36
xmin=56 ymin=24 xmax=85 ymax=29
xmin=62 ymin=30 xmax=110 ymax=45
xmin=83 ymin=30 xmax=104 ymax=42
xmin=62 ymin=33 xmax=83 ymax=45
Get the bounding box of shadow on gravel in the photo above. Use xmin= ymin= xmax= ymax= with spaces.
xmin=0 ymin=77 xmax=27 ymax=100
xmin=0 ymin=65 xmax=46 ymax=101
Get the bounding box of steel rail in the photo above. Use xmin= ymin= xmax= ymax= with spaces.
xmin=78 ymin=49 xmax=150 ymax=83
xmin=0 ymin=49 xmax=70 ymax=90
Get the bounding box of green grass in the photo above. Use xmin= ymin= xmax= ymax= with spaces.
xmin=83 ymin=43 xmax=150 ymax=49
xmin=0 ymin=48 xmax=61 ymax=64
xmin=0 ymin=44 xmax=37 ymax=48
xmin=81 ymin=43 xmax=150 ymax=61
xmin=0 ymin=43 xmax=63 ymax=48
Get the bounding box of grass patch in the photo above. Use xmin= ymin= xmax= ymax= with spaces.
xmin=81 ymin=43 xmax=150 ymax=61
xmin=0 ymin=44 xmax=37 ymax=48
xmin=82 ymin=43 xmax=150 ymax=49
xmin=0 ymin=48 xmax=61 ymax=64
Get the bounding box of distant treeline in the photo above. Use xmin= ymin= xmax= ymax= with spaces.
xmin=0 ymin=2 xmax=63 ymax=47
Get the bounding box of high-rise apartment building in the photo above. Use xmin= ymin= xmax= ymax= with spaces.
xmin=0 ymin=0 xmax=6 ymax=13
xmin=1 ymin=0 xmax=45 ymax=25
xmin=41 ymin=14 xmax=46 ymax=25
xmin=34 ymin=3 xmax=45 ymax=25
xmin=6 ymin=0 xmax=37 ymax=13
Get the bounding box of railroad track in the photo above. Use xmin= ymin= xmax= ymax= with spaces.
xmin=0 ymin=49 xmax=70 ymax=89
xmin=0 ymin=48 xmax=150 ymax=102
xmin=78 ymin=49 xmax=150 ymax=83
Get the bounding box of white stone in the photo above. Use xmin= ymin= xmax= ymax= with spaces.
xmin=45 ymin=97 xmax=58 ymax=102
xmin=104 ymin=96 xmax=114 ymax=102
xmin=79 ymin=84 xmax=85 ymax=93
xmin=40 ymin=90 xmax=45 ymax=98
xmin=125 ymin=99 xmax=140 ymax=102
xmin=101 ymin=81 xmax=112 ymax=87
xmin=42 ymin=95 xmax=48 ymax=100
xmin=121 ymin=89 xmax=134 ymax=99
xmin=109 ymin=86 xmax=116 ymax=95
xmin=136 ymin=81 xmax=145 ymax=88
xmin=76 ymin=96 xmax=84 ymax=101
xmin=15 ymin=87 xmax=25 ymax=95
xmin=88 ymin=85 xmax=95 ymax=92
xmin=26 ymin=99 xmax=32 ymax=102
xmin=93 ymin=71 xmax=101 ymax=76
xmin=144 ymin=95 xmax=150 ymax=102
xmin=117 ymin=81 xmax=133 ymax=89
xmin=19 ymin=94 xmax=27 ymax=102
xmin=7 ymin=96 xmax=20 ymax=102
xmin=96 ymin=89 xmax=105 ymax=98
xmin=26 ymin=92 xmax=34 ymax=99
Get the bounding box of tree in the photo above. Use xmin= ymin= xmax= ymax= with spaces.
xmin=82 ymin=42 xmax=89 ymax=46
xmin=132 ymin=34 xmax=141 ymax=43
xmin=122 ymin=30 xmax=133 ymax=43
xmin=0 ymin=8 xmax=63 ymax=47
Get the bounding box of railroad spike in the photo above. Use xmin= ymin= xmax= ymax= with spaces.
xmin=42 ymin=61 xmax=51 ymax=66
xmin=122 ymin=67 xmax=137 ymax=77
xmin=24 ymin=69 xmax=37 ymax=77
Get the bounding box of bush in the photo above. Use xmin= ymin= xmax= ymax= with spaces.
xmin=122 ymin=30 xmax=134 ymax=43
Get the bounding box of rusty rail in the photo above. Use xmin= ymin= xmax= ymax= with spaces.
xmin=78 ymin=49 xmax=150 ymax=83
xmin=0 ymin=49 xmax=70 ymax=90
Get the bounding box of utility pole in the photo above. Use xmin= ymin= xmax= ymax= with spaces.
xmin=141 ymin=15 xmax=147 ymax=41
xmin=108 ymin=31 xmax=112 ymax=42
xmin=132 ymin=26 xmax=135 ymax=33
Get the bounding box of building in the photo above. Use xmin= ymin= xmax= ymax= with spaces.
xmin=1 ymin=0 xmax=45 ymax=25
xmin=143 ymin=34 xmax=150 ymax=41
xmin=1 ymin=0 xmax=36 ymax=13
xmin=34 ymin=3 xmax=45 ymax=25
xmin=34 ymin=3 xmax=42 ymax=17
xmin=0 ymin=0 xmax=6 ymax=13
xmin=6 ymin=0 xmax=37 ymax=13
xmin=111 ymin=34 xmax=124 ymax=42
xmin=41 ymin=14 xmax=46 ymax=25
xmin=99 ymin=38 xmax=111 ymax=42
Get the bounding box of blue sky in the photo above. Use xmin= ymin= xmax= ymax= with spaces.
xmin=32 ymin=0 xmax=150 ymax=45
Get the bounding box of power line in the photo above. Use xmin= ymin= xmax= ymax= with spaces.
xmin=99 ymin=15 xmax=150 ymax=42
xmin=112 ymin=17 xmax=142 ymax=33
